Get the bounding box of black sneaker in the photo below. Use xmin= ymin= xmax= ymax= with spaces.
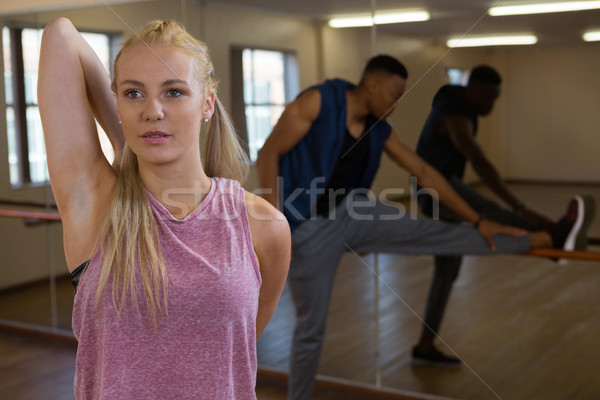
xmin=411 ymin=346 xmax=462 ymax=368
xmin=548 ymin=195 xmax=596 ymax=251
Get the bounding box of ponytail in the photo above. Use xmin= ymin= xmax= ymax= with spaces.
xmin=202 ymin=97 xmax=248 ymax=183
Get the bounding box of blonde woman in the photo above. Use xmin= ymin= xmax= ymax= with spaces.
xmin=38 ymin=17 xmax=290 ymax=399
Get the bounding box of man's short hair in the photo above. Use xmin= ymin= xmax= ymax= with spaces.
xmin=468 ymin=65 xmax=502 ymax=85
xmin=362 ymin=55 xmax=408 ymax=80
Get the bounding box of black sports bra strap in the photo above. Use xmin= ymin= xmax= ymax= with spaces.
xmin=70 ymin=260 xmax=90 ymax=291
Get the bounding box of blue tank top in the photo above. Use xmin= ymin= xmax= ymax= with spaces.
xmin=278 ymin=79 xmax=392 ymax=231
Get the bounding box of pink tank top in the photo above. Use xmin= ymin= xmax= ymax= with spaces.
xmin=72 ymin=178 xmax=261 ymax=400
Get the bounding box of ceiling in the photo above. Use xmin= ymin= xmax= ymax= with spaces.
xmin=1 ymin=0 xmax=599 ymax=46
xmin=206 ymin=0 xmax=600 ymax=46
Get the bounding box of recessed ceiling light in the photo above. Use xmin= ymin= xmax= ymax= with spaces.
xmin=329 ymin=16 xmax=373 ymax=28
xmin=329 ymin=10 xmax=430 ymax=28
xmin=374 ymin=11 xmax=430 ymax=24
xmin=583 ymin=30 xmax=600 ymax=41
xmin=489 ymin=1 xmax=600 ymax=16
xmin=447 ymin=35 xmax=538 ymax=48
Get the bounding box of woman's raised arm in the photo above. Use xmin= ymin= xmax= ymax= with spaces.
xmin=38 ymin=17 xmax=123 ymax=270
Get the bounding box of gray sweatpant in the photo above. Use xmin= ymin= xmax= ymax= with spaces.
xmin=287 ymin=193 xmax=530 ymax=400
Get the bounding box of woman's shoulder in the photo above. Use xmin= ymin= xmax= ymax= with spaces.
xmin=244 ymin=191 xmax=284 ymax=223
xmin=244 ymin=191 xmax=290 ymax=274
xmin=244 ymin=191 xmax=290 ymax=243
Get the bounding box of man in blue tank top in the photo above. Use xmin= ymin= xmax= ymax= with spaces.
xmin=257 ymin=57 xmax=591 ymax=400
xmin=413 ymin=65 xmax=595 ymax=368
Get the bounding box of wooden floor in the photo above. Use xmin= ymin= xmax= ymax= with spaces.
xmin=1 ymin=183 xmax=599 ymax=399
xmin=0 ymin=331 xmax=76 ymax=400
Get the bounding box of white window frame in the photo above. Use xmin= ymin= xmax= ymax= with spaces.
xmin=230 ymin=46 xmax=299 ymax=163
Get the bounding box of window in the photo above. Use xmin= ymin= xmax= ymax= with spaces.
xmin=231 ymin=47 xmax=299 ymax=162
xmin=3 ymin=26 xmax=114 ymax=186
xmin=446 ymin=67 xmax=469 ymax=86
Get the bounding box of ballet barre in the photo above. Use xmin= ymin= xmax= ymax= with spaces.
xmin=524 ymin=235 xmax=600 ymax=261
xmin=0 ymin=198 xmax=57 ymax=209
xmin=0 ymin=208 xmax=61 ymax=222
xmin=526 ymin=247 xmax=600 ymax=261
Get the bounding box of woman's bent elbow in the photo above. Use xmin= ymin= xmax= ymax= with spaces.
xmin=41 ymin=17 xmax=76 ymax=45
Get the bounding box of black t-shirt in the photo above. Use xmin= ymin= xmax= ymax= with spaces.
xmin=415 ymin=85 xmax=478 ymax=216
xmin=415 ymin=85 xmax=478 ymax=181
xmin=315 ymin=129 xmax=370 ymax=216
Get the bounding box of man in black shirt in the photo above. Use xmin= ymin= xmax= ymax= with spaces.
xmin=413 ymin=65 xmax=595 ymax=367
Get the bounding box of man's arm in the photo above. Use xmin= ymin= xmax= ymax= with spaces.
xmin=442 ymin=115 xmax=552 ymax=225
xmin=384 ymin=131 xmax=526 ymax=250
xmin=442 ymin=115 xmax=522 ymax=208
xmin=256 ymin=88 xmax=321 ymax=209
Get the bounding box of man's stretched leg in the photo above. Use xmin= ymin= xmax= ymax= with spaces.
xmin=341 ymin=194 xmax=530 ymax=260
xmin=287 ymin=197 xmax=496 ymax=400
xmin=288 ymin=195 xmax=531 ymax=400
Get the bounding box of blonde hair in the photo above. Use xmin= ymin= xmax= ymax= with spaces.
xmin=95 ymin=20 xmax=248 ymax=324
